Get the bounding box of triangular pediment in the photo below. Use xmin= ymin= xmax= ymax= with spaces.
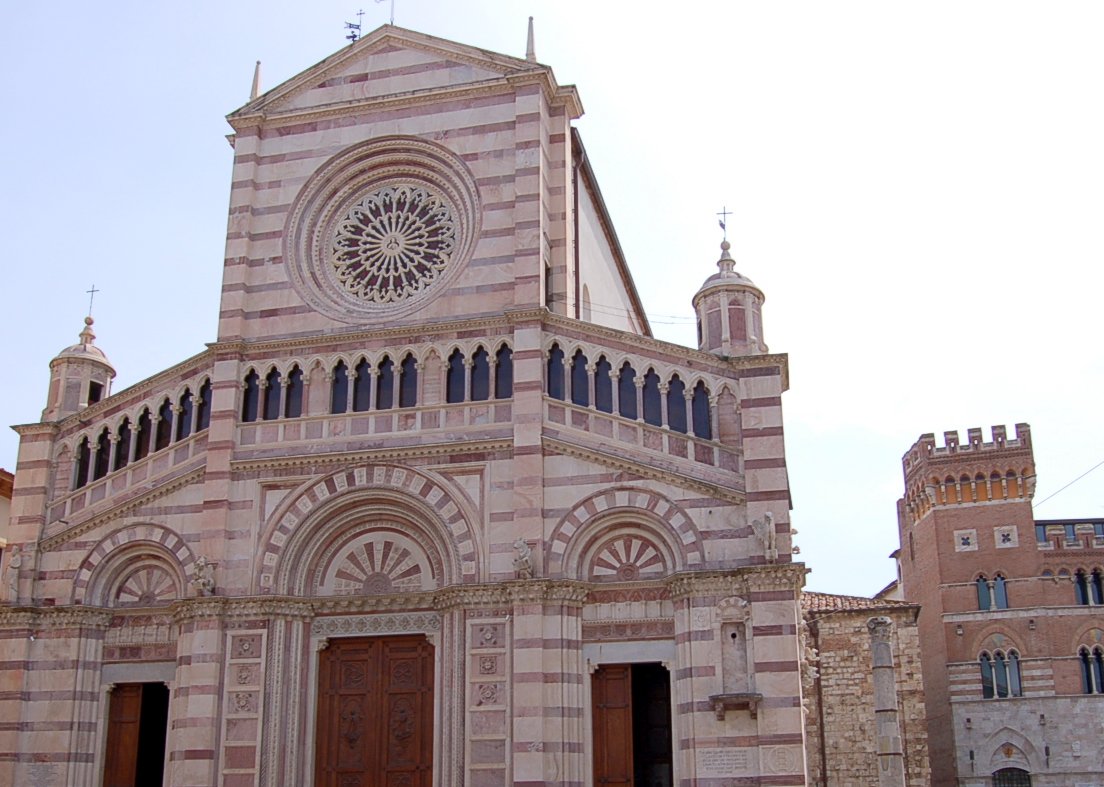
xmin=230 ymin=25 xmax=566 ymax=121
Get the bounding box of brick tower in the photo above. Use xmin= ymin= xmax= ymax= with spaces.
xmin=897 ymin=424 xmax=1104 ymax=786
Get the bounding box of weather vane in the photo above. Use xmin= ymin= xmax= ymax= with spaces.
xmin=86 ymin=284 xmax=100 ymax=318
xmin=717 ymin=206 xmax=733 ymax=241
xmin=375 ymin=0 xmax=395 ymax=26
xmin=345 ymin=9 xmax=365 ymax=42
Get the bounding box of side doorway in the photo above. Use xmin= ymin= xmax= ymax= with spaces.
xmin=591 ymin=662 xmax=672 ymax=787
xmin=102 ymin=682 xmax=169 ymax=787
xmin=314 ymin=634 xmax=434 ymax=787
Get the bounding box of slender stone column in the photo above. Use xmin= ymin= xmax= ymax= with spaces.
xmin=867 ymin=616 xmax=907 ymax=787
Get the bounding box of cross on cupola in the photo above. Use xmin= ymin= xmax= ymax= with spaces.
xmin=717 ymin=206 xmax=733 ymax=241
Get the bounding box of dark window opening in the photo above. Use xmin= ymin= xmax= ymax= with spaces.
xmin=1092 ymin=569 xmax=1104 ymax=605
xmin=353 ymin=359 xmax=372 ymax=412
xmin=93 ymin=428 xmax=110 ymax=481
xmin=666 ymin=375 xmax=687 ymax=433
xmin=570 ymin=350 xmax=589 ymax=407
xmin=642 ymin=369 xmax=662 ymax=427
xmin=594 ymin=357 xmax=613 ymax=413
xmin=980 ymin=653 xmax=994 ymax=699
xmin=1034 ymin=524 xmax=1047 ymax=543
xmin=494 ymin=346 xmax=513 ymax=399
xmin=113 ymin=419 xmax=131 ymax=472
xmin=176 ymin=390 xmax=193 ymax=440
xmin=262 ymin=369 xmax=282 ymax=421
xmin=446 ymin=350 xmax=466 ymax=404
xmin=154 ymin=400 xmax=173 ymax=451
xmin=691 ymin=381 xmax=711 ymax=439
xmin=88 ymin=381 xmax=104 ymax=405
xmin=993 ymin=575 xmax=1009 ymax=609
xmin=376 ymin=357 xmax=394 ymax=410
xmin=195 ymin=380 xmax=212 ymax=432
xmin=241 ymin=371 xmax=260 ymax=423
xmin=74 ymin=436 xmax=91 ymax=489
xmin=618 ymin=363 xmax=637 ymax=420
xmin=285 ymin=366 xmax=304 ymax=418
xmin=976 ymin=577 xmax=991 ymax=611
xmin=331 ymin=362 xmax=349 ymax=414
xmin=399 ymin=354 xmax=418 ymax=408
xmin=134 ymin=409 xmax=152 ymax=461
xmin=1075 ymin=570 xmax=1090 ymax=605
xmin=547 ymin=344 xmax=565 ymax=400
xmin=470 ymin=347 xmax=490 ymax=402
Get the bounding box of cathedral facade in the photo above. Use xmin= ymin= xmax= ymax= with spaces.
xmin=1 ymin=26 xmax=813 ymax=787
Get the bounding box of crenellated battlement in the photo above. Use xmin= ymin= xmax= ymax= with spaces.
xmin=900 ymin=424 xmax=1036 ymax=523
xmin=903 ymin=423 xmax=1031 ymax=475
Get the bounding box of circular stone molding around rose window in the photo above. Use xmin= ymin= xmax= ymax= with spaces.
xmin=285 ymin=136 xmax=482 ymax=323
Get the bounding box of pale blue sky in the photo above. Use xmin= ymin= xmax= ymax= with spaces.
xmin=3 ymin=1 xmax=1102 ymax=595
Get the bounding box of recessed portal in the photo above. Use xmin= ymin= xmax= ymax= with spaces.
xmin=314 ymin=635 xmax=434 ymax=787
xmin=102 ymin=682 xmax=169 ymax=787
xmin=592 ymin=662 xmax=673 ymax=787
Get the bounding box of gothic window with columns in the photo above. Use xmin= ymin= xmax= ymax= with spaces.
xmin=1079 ymin=645 xmax=1104 ymax=693
xmin=980 ymin=649 xmax=1022 ymax=698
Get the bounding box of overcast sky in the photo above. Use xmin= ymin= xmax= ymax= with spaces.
xmin=2 ymin=1 xmax=1101 ymax=596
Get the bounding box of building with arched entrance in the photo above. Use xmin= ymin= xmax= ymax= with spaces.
xmin=0 ymin=24 xmax=826 ymax=787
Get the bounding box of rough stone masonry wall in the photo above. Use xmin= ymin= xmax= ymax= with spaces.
xmin=803 ymin=607 xmax=930 ymax=787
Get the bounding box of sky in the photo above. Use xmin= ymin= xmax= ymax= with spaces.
xmin=2 ymin=2 xmax=1101 ymax=596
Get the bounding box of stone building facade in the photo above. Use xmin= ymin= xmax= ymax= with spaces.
xmin=801 ymin=592 xmax=930 ymax=787
xmin=0 ymin=26 xmax=813 ymax=787
xmin=897 ymin=424 xmax=1104 ymax=786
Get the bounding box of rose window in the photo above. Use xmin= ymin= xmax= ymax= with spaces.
xmin=330 ymin=186 xmax=456 ymax=304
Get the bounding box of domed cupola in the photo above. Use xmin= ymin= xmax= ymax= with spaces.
xmin=692 ymin=239 xmax=767 ymax=357
xmin=42 ymin=317 xmax=116 ymax=421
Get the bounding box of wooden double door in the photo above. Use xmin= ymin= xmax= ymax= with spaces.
xmin=315 ymin=635 xmax=434 ymax=787
xmin=592 ymin=663 xmax=673 ymax=787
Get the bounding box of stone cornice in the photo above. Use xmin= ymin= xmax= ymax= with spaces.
xmin=10 ymin=422 xmax=59 ymax=437
xmin=40 ymin=467 xmax=207 ymax=551
xmin=666 ymin=564 xmax=807 ymax=600
xmin=0 ymin=605 xmax=113 ymax=630
xmin=231 ymin=78 xmax=569 ymax=133
xmin=207 ymin=314 xmax=515 ymax=358
xmin=542 ymin=436 xmax=745 ymax=505
xmin=229 ymin=25 xmax=575 ymax=126
xmin=229 ymin=438 xmax=514 ymax=474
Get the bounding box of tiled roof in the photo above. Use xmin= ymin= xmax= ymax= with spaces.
xmin=801 ymin=591 xmax=917 ymax=614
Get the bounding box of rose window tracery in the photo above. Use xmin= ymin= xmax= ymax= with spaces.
xmin=331 ymin=186 xmax=456 ymax=304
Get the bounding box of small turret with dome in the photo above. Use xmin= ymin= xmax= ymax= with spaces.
xmin=692 ymin=237 xmax=767 ymax=357
xmin=42 ymin=316 xmax=116 ymax=421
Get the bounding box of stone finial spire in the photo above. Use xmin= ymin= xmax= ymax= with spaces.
xmin=526 ymin=17 xmax=537 ymax=62
xmin=717 ymin=239 xmax=736 ymax=275
xmin=78 ymin=315 xmax=96 ymax=347
xmin=250 ymin=60 xmax=262 ymax=101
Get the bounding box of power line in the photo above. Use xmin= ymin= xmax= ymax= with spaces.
xmin=1034 ymin=457 xmax=1104 ymax=509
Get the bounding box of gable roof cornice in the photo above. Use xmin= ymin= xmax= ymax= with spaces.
xmin=227 ymin=25 xmax=582 ymax=128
